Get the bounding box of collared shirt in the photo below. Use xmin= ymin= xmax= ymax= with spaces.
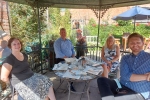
xmin=54 ymin=38 xmax=75 ymax=58
xmin=120 ymin=50 xmax=150 ymax=99
xmin=2 ymin=47 xmax=11 ymax=58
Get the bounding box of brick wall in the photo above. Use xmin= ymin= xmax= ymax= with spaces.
xmin=0 ymin=0 xmax=10 ymax=43
xmin=0 ymin=0 xmax=10 ymax=34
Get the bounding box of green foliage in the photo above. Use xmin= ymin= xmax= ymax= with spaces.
xmin=48 ymin=8 xmax=71 ymax=38
xmin=9 ymin=3 xmax=46 ymax=46
xmin=86 ymin=18 xmax=150 ymax=46
xmin=9 ymin=3 xmax=71 ymax=49
xmin=117 ymin=20 xmax=131 ymax=26
xmin=86 ymin=18 xmax=98 ymax=36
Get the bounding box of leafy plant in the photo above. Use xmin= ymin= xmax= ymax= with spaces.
xmin=9 ymin=3 xmax=46 ymax=48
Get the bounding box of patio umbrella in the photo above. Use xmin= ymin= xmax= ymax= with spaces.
xmin=112 ymin=6 xmax=150 ymax=31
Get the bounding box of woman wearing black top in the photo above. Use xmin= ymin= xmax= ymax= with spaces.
xmin=1 ymin=37 xmax=56 ymax=100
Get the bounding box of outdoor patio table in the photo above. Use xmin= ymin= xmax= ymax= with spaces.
xmin=53 ymin=57 xmax=103 ymax=100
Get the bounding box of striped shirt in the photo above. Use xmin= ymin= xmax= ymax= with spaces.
xmin=120 ymin=50 xmax=150 ymax=99
xmin=54 ymin=38 xmax=75 ymax=58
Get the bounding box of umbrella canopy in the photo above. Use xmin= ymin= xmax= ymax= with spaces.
xmin=112 ymin=6 xmax=150 ymax=31
xmin=112 ymin=6 xmax=150 ymax=20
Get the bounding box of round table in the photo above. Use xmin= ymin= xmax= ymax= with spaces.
xmin=53 ymin=59 xmax=103 ymax=100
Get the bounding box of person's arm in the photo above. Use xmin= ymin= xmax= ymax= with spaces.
xmin=111 ymin=45 xmax=120 ymax=63
xmin=120 ymin=56 xmax=148 ymax=82
xmin=130 ymin=74 xmax=148 ymax=81
xmin=1 ymin=63 xmax=12 ymax=83
xmin=71 ymin=42 xmax=75 ymax=57
xmin=146 ymin=73 xmax=150 ymax=81
xmin=101 ymin=47 xmax=110 ymax=64
xmin=54 ymin=40 xmax=66 ymax=58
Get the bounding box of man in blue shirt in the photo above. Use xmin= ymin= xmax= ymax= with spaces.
xmin=54 ymin=28 xmax=76 ymax=91
xmin=97 ymin=33 xmax=150 ymax=100
xmin=54 ymin=28 xmax=75 ymax=63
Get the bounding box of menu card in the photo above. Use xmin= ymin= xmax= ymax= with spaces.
xmin=92 ymin=62 xmax=103 ymax=67
xmin=52 ymin=63 xmax=69 ymax=70
xmin=84 ymin=66 xmax=103 ymax=75
xmin=71 ymin=70 xmax=87 ymax=76
xmin=64 ymin=58 xmax=77 ymax=63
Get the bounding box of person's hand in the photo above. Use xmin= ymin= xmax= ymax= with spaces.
xmin=63 ymin=56 xmax=67 ymax=58
xmin=146 ymin=73 xmax=150 ymax=81
xmin=108 ymin=62 xmax=112 ymax=68
xmin=72 ymin=55 xmax=75 ymax=58
xmin=105 ymin=60 xmax=110 ymax=64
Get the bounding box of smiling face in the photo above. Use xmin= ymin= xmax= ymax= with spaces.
xmin=128 ymin=37 xmax=144 ymax=55
xmin=106 ymin=37 xmax=115 ymax=47
xmin=10 ymin=39 xmax=22 ymax=52
xmin=60 ymin=28 xmax=67 ymax=39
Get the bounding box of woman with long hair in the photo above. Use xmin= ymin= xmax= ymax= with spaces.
xmin=101 ymin=35 xmax=120 ymax=78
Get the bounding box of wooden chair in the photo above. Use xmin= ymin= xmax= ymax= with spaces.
xmin=122 ymin=33 xmax=130 ymax=51
xmin=143 ymin=37 xmax=150 ymax=50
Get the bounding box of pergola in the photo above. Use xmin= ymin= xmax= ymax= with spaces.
xmin=3 ymin=0 xmax=150 ymax=71
xmin=3 ymin=0 xmax=150 ymax=8
xmin=4 ymin=0 xmax=150 ymax=42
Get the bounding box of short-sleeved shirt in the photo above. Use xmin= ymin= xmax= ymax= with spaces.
xmin=2 ymin=53 xmax=34 ymax=86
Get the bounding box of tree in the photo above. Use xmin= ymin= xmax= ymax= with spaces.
xmin=48 ymin=8 xmax=71 ymax=38
xmin=9 ymin=3 xmax=46 ymax=46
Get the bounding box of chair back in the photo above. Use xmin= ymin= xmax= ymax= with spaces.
xmin=122 ymin=33 xmax=130 ymax=37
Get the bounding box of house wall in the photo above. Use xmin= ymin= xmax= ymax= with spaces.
xmin=70 ymin=4 xmax=150 ymax=25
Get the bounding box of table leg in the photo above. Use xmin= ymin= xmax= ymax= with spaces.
xmin=87 ymin=81 xmax=90 ymax=100
xmin=67 ymin=81 xmax=71 ymax=100
xmin=87 ymin=86 xmax=90 ymax=100
xmin=67 ymin=80 xmax=91 ymax=100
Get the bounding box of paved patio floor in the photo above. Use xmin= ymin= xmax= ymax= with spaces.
xmin=6 ymin=71 xmax=101 ymax=100
xmin=47 ymin=72 xmax=101 ymax=100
